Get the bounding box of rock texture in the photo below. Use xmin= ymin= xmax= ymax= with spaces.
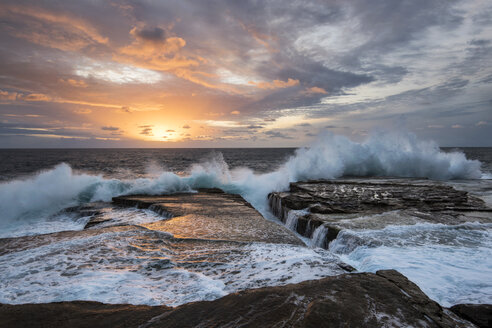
xmin=0 ymin=270 xmax=474 ymax=328
xmin=112 ymin=188 xmax=303 ymax=245
xmin=450 ymin=304 xmax=492 ymax=328
xmin=269 ymin=179 xmax=492 ymax=247
xmin=0 ymin=301 xmax=170 ymax=328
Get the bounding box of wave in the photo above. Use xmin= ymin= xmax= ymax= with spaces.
xmin=0 ymin=131 xmax=483 ymax=236
xmin=328 ymin=222 xmax=492 ymax=306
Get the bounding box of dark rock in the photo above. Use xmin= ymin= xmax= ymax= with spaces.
xmin=0 ymin=301 xmax=170 ymax=328
xmin=269 ymin=179 xmax=492 ymax=248
xmin=450 ymin=304 xmax=492 ymax=328
xmin=0 ymin=270 xmax=474 ymax=328
xmin=83 ymin=215 xmax=113 ymax=229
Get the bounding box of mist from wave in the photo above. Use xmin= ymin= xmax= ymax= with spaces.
xmin=0 ymin=131 xmax=484 ymax=238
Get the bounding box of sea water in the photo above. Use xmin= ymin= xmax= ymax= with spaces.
xmin=0 ymin=132 xmax=490 ymax=307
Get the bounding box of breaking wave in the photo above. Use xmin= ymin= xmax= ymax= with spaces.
xmin=0 ymin=132 xmax=484 ymax=237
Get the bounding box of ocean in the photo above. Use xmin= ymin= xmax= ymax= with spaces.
xmin=0 ymin=133 xmax=491 ymax=308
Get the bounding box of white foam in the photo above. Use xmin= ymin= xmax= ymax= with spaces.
xmin=0 ymin=229 xmax=344 ymax=306
xmin=0 ymin=131 xmax=483 ymax=238
xmin=329 ymin=222 xmax=492 ymax=306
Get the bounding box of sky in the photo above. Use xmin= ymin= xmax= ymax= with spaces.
xmin=0 ymin=0 xmax=491 ymax=148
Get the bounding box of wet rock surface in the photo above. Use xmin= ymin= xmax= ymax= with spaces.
xmin=112 ymin=188 xmax=303 ymax=245
xmin=269 ymin=179 xmax=492 ymax=245
xmin=0 ymin=270 xmax=475 ymax=328
xmin=0 ymin=301 xmax=170 ymax=328
xmin=450 ymin=304 xmax=492 ymax=328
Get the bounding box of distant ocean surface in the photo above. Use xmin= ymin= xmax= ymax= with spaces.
xmin=1 ymin=147 xmax=491 ymax=182
xmin=0 ymin=134 xmax=491 ymax=308
xmin=0 ymin=148 xmax=296 ymax=181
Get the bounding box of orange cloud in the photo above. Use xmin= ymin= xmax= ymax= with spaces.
xmin=303 ymin=86 xmax=327 ymax=94
xmin=61 ymin=79 xmax=88 ymax=88
xmin=250 ymin=78 xmax=300 ymax=90
xmin=0 ymin=4 xmax=108 ymax=51
xmin=0 ymin=90 xmax=18 ymax=101
xmin=238 ymin=21 xmax=277 ymax=52
xmin=114 ymin=26 xmax=201 ymax=72
xmin=1 ymin=90 xmax=52 ymax=102
xmin=22 ymin=93 xmax=52 ymax=102
xmin=112 ymin=26 xmax=249 ymax=94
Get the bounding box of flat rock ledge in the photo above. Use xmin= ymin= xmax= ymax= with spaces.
xmin=109 ymin=188 xmax=303 ymax=246
xmin=0 ymin=270 xmax=477 ymax=328
xmin=268 ymin=180 xmax=492 ymax=248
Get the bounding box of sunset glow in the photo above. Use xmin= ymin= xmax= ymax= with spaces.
xmin=0 ymin=0 xmax=491 ymax=147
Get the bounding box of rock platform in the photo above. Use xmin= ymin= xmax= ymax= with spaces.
xmin=111 ymin=188 xmax=303 ymax=245
xmin=268 ymin=179 xmax=492 ymax=247
xmin=0 ymin=270 xmax=477 ymax=328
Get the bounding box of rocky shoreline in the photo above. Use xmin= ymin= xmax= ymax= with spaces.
xmin=268 ymin=179 xmax=492 ymax=248
xmin=1 ymin=270 xmax=487 ymax=328
xmin=1 ymin=183 xmax=491 ymax=327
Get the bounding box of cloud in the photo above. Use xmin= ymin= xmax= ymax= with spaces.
xmin=0 ymin=4 xmax=108 ymax=51
xmin=114 ymin=26 xmax=201 ymax=73
xmin=139 ymin=127 xmax=153 ymax=136
xmin=476 ymin=121 xmax=488 ymax=126
xmin=247 ymin=125 xmax=263 ymax=129
xmin=60 ymin=79 xmax=87 ymax=88
xmin=303 ymin=87 xmax=327 ymax=95
xmin=134 ymin=27 xmax=167 ymax=42
xmin=0 ymin=90 xmax=18 ymax=101
xmin=250 ymin=78 xmax=300 ymax=90
xmin=264 ymin=130 xmax=293 ymax=139
xmin=182 ymin=124 xmax=191 ymax=129
xmin=22 ymin=93 xmax=51 ymax=102
xmin=101 ymin=126 xmax=119 ymax=131
xmin=73 ymin=108 xmax=92 ymax=114
xmin=0 ymin=0 xmax=491 ymax=147
xmin=166 ymin=129 xmax=175 ymax=132
xmin=451 ymin=124 xmax=463 ymax=128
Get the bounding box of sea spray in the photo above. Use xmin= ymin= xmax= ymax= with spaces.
xmin=0 ymin=131 xmax=483 ymax=237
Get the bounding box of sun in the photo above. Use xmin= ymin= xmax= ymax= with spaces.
xmin=147 ymin=125 xmax=180 ymax=142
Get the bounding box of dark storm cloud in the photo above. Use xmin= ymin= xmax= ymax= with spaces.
xmin=134 ymin=27 xmax=166 ymax=42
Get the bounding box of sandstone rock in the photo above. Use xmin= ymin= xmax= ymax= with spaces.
xmin=112 ymin=188 xmax=303 ymax=245
xmin=269 ymin=179 xmax=492 ymax=246
xmin=0 ymin=301 xmax=170 ymax=328
xmin=0 ymin=270 xmax=475 ymax=328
